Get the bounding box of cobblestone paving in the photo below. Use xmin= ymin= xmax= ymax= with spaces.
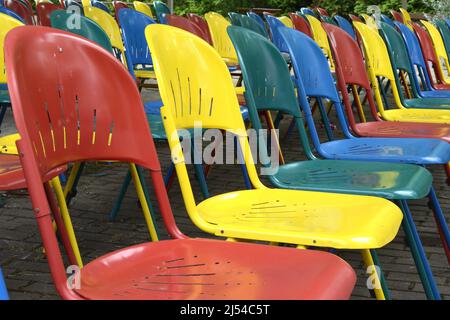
xmin=0 ymin=88 xmax=448 ymax=300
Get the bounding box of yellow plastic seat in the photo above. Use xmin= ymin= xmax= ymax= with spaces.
xmin=133 ymin=1 xmax=155 ymax=19
xmin=145 ymin=24 xmax=403 ymax=251
xmin=305 ymin=15 xmax=335 ymax=71
xmin=0 ymin=133 xmax=19 ymax=154
xmin=81 ymin=0 xmax=90 ymax=7
xmin=399 ymin=8 xmax=414 ymax=30
xmin=354 ymin=22 xmax=450 ymax=124
xmin=421 ymin=20 xmax=450 ymax=84
xmin=361 ymin=13 xmax=378 ymax=31
xmin=278 ymin=16 xmax=293 ymax=28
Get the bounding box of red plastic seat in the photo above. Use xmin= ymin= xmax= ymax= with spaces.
xmin=349 ymin=14 xmax=362 ymax=22
xmin=316 ymin=7 xmax=330 ymax=17
xmin=390 ymin=10 xmax=404 ymax=23
xmin=4 ymin=0 xmax=34 ymax=25
xmin=187 ymin=13 xmax=213 ymax=45
xmin=36 ymin=3 xmax=64 ymax=27
xmin=166 ymin=14 xmax=207 ymax=41
xmin=289 ymin=12 xmax=313 ymax=38
xmin=4 ymin=26 xmax=356 ymax=300
xmin=323 ymin=23 xmax=450 ymax=142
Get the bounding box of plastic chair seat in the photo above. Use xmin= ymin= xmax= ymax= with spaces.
xmin=320 ymin=138 xmax=450 ymax=164
xmin=434 ymin=83 xmax=450 ymax=90
xmin=74 ymin=238 xmax=356 ymax=300
xmin=196 ymin=189 xmax=402 ymax=249
xmin=354 ymin=121 xmax=450 ymax=143
xmin=134 ymin=69 xmax=156 ymax=79
xmin=272 ymin=160 xmax=432 ymax=200
xmin=0 ymin=89 xmax=10 ymax=104
xmin=381 ymin=108 xmax=450 ymax=124
xmin=404 ymin=98 xmax=450 ymax=109
xmin=418 ymin=90 xmax=450 ymax=99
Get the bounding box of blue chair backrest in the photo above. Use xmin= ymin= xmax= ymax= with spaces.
xmin=264 ymin=14 xmax=289 ymax=53
xmin=153 ymin=0 xmax=170 ymax=24
xmin=0 ymin=268 xmax=8 ymax=300
xmin=0 ymin=6 xmax=25 ymax=23
xmin=91 ymin=0 xmax=110 ymax=14
xmin=118 ymin=9 xmax=156 ymax=77
xmin=394 ymin=21 xmax=433 ymax=91
xmin=334 ymin=15 xmax=356 ymax=39
xmin=381 ymin=14 xmax=395 ymax=28
xmin=247 ymin=11 xmax=266 ymax=31
xmin=300 ymin=8 xmax=315 ymax=16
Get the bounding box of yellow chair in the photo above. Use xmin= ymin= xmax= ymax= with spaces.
xmin=133 ymin=1 xmax=155 ymax=19
xmin=353 ymin=22 xmax=450 ymax=124
xmin=146 ymin=24 xmax=404 ymax=300
xmin=278 ymin=16 xmax=293 ymax=28
xmin=399 ymin=8 xmax=413 ymax=30
xmin=81 ymin=0 xmax=90 ymax=7
xmin=361 ymin=13 xmax=378 ymax=31
xmin=305 ymin=14 xmax=335 ymax=71
xmin=421 ymin=20 xmax=450 ymax=85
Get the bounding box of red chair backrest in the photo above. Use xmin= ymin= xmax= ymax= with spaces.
xmin=36 ymin=3 xmax=64 ymax=26
xmin=187 ymin=13 xmax=213 ymax=45
xmin=316 ymin=7 xmax=329 ymax=17
xmin=323 ymin=22 xmax=381 ymax=124
xmin=390 ymin=10 xmax=404 ymax=23
xmin=113 ymin=1 xmax=128 ymax=23
xmin=4 ymin=0 xmax=34 ymax=25
xmin=349 ymin=14 xmax=362 ymax=22
xmin=166 ymin=14 xmax=209 ymax=42
xmin=289 ymin=12 xmax=313 ymax=38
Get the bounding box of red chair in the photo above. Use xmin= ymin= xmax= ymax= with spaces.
xmin=4 ymin=0 xmax=34 ymax=25
xmin=390 ymin=10 xmax=404 ymax=23
xmin=36 ymin=2 xmax=64 ymax=26
xmin=316 ymin=7 xmax=330 ymax=17
xmin=323 ymin=23 xmax=450 ymax=143
xmin=4 ymin=26 xmax=356 ymax=300
xmin=187 ymin=13 xmax=213 ymax=45
xmin=412 ymin=22 xmax=450 ymax=90
xmin=348 ymin=14 xmax=362 ymax=22
xmin=289 ymin=12 xmax=313 ymax=38
xmin=113 ymin=1 xmax=128 ymax=23
xmin=166 ymin=14 xmax=208 ymax=41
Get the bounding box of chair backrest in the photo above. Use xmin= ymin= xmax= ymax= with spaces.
xmin=118 ymin=9 xmax=156 ymax=77
xmin=320 ymin=15 xmax=336 ymax=25
xmin=5 ymin=27 xmax=178 ymax=298
xmin=324 ymin=22 xmax=381 ymax=126
xmin=349 ymin=14 xmax=362 ymax=22
xmin=0 ymin=13 xmax=24 ymax=84
xmin=305 ymin=14 xmax=335 ymax=70
xmin=133 ymin=1 xmax=154 ymax=19
xmin=91 ymin=0 xmax=110 ymax=14
xmin=4 ymin=0 xmax=33 ymax=24
xmin=361 ymin=13 xmax=378 ymax=31
xmin=204 ymin=12 xmax=238 ymax=63
xmin=239 ymin=14 xmax=267 ymax=37
xmin=228 ymin=12 xmax=241 ymax=26
xmin=390 ymin=10 xmax=403 ymax=23
xmin=399 ymin=8 xmax=412 ymax=27
xmin=146 ymin=25 xmax=265 ymax=228
xmin=289 ymin=12 xmax=312 ymax=38
xmin=264 ymin=14 xmax=289 ymax=53
xmin=436 ymin=19 xmax=450 ymax=56
xmin=0 ymin=6 xmax=25 ymax=23
xmin=247 ymin=11 xmax=266 ymax=32
xmin=166 ymin=14 xmax=208 ymax=40
xmin=381 ymin=14 xmax=395 ymax=28
xmin=36 ymin=2 xmax=63 ymax=26
xmin=334 ymin=15 xmax=356 ymax=39
xmin=50 ymin=9 xmax=113 ymax=53
xmin=316 ymin=7 xmax=329 ymax=17
xmin=421 ymin=19 xmax=450 ymax=82
xmin=112 ymin=0 xmax=127 ymax=22
xmin=152 ymin=0 xmax=170 ymax=24
xmin=278 ymin=16 xmax=293 ymax=28
xmin=187 ymin=13 xmax=213 ymax=45
xmin=300 ymin=7 xmax=315 ymax=17
xmin=394 ymin=21 xmax=434 ymax=91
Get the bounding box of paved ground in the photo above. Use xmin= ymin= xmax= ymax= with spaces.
xmin=0 ymin=88 xmax=449 ymax=300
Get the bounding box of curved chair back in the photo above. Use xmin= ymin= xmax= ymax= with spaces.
xmin=349 ymin=14 xmax=362 ymax=22
xmin=166 ymin=14 xmax=208 ymax=40
xmin=152 ymin=0 xmax=170 ymax=24
xmin=390 ymin=10 xmax=403 ymax=23
xmin=228 ymin=12 xmax=241 ymax=26
xmin=187 ymin=13 xmax=213 ymax=45
xmin=380 ymin=14 xmax=395 ymax=28
xmin=361 ymin=13 xmax=378 ymax=30
xmin=4 ymin=0 xmax=33 ymax=24
xmin=300 ymin=7 xmax=315 ymax=17
xmin=264 ymin=14 xmax=289 ymax=53
xmin=113 ymin=1 xmax=127 ymax=22
xmin=278 ymin=16 xmax=293 ymax=28
xmin=239 ymin=14 xmax=267 ymax=37
xmin=289 ymin=13 xmax=312 ymax=37
xmin=0 ymin=13 xmax=24 ymax=85
xmin=436 ymin=19 xmax=450 ymax=56
xmin=399 ymin=8 xmax=412 ymax=29
xmin=421 ymin=20 xmax=450 ymax=84
xmin=204 ymin=12 xmax=238 ymax=64
xmin=133 ymin=1 xmax=154 ymax=19
xmin=305 ymin=14 xmax=335 ymax=70
xmin=334 ymin=15 xmax=356 ymax=39
xmin=316 ymin=7 xmax=329 ymax=17
xmin=50 ymin=9 xmax=113 ymax=53
xmin=247 ymin=11 xmax=266 ymax=32
xmin=36 ymin=2 xmax=63 ymax=26
xmin=91 ymin=0 xmax=110 ymax=13
xmin=0 ymin=6 xmax=25 ymax=23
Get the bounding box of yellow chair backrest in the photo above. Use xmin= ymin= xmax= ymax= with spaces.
xmin=278 ymin=16 xmax=293 ymax=28
xmin=353 ymin=21 xmax=405 ymax=112
xmin=133 ymin=1 xmax=155 ymax=19
xmin=81 ymin=0 xmax=90 ymax=7
xmin=421 ymin=20 xmax=450 ymax=83
xmin=146 ymin=24 xmax=264 ymax=230
xmin=0 ymin=13 xmax=24 ymax=84
xmin=204 ymin=12 xmax=238 ymax=64
xmin=305 ymin=14 xmax=335 ymax=71
xmin=84 ymin=6 xmax=127 ymax=66
xmin=361 ymin=13 xmax=378 ymax=31
xmin=399 ymin=8 xmax=413 ymax=29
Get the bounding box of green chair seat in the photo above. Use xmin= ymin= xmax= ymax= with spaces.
xmin=272 ymin=160 xmax=432 ymax=200
xmin=404 ymin=98 xmax=450 ymax=109
xmin=0 ymin=89 xmax=10 ymax=104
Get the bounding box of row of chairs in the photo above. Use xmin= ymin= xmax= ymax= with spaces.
xmin=0 ymin=3 xmax=448 ymax=300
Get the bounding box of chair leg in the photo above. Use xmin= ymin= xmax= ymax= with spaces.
xmin=428 ymin=187 xmax=450 ymax=264
xmin=109 ymin=170 xmax=132 ymax=221
xmin=0 ymin=105 xmax=7 ymax=131
xmin=50 ymin=178 xmax=83 ymax=268
xmin=370 ymin=249 xmax=391 ymax=299
xmin=164 ymin=161 xmax=176 ymax=190
xmin=399 ymin=200 xmax=441 ymax=300
xmin=361 ymin=249 xmax=386 ymax=300
xmin=64 ymin=162 xmax=85 ymax=206
xmin=129 ymin=164 xmax=159 ymax=242
xmin=136 ymin=165 xmax=160 ymax=237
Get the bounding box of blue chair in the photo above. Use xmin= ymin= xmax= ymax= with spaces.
xmin=0 ymin=268 xmax=8 ymax=300
xmin=247 ymin=11 xmax=266 ymax=32
xmin=91 ymin=0 xmax=110 ymax=13
xmin=264 ymin=13 xmax=289 ymax=53
xmin=300 ymin=7 xmax=315 ymax=16
xmin=380 ymin=14 xmax=396 ymax=28
xmin=334 ymin=15 xmax=356 ymax=40
xmin=152 ymin=0 xmax=170 ymax=24
xmin=0 ymin=6 xmax=25 ymax=23
xmin=395 ymin=21 xmax=450 ymax=98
